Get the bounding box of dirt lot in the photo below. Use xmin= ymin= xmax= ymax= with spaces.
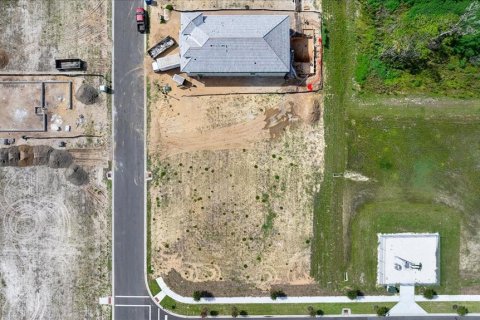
xmin=0 ymin=1 xmax=111 ymax=318
xmin=0 ymin=0 xmax=110 ymax=73
xmin=149 ymin=90 xmax=324 ymax=295
xmin=0 ymin=165 xmax=110 ymax=319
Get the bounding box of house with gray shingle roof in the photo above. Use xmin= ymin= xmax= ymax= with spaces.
xmin=180 ymin=13 xmax=291 ymax=77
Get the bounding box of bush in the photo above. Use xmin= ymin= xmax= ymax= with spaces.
xmin=456 ymin=305 xmax=468 ymax=316
xmin=231 ymin=307 xmax=239 ymax=318
xmin=422 ymin=288 xmax=436 ymax=299
xmin=165 ymin=4 xmax=174 ymax=10
xmin=270 ymin=289 xmax=286 ymax=300
xmin=376 ymin=306 xmax=389 ymax=316
xmin=210 ymin=310 xmax=219 ymax=316
xmin=239 ymin=310 xmax=248 ymax=316
xmin=346 ymin=289 xmax=359 ymax=300
xmin=307 ymin=306 xmax=316 ymax=317
xmin=193 ymin=290 xmax=202 ymax=301
xmin=316 ymin=309 xmax=324 ymax=316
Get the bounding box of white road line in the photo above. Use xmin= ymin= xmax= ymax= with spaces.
xmin=158 ymin=308 xmax=160 ymax=320
xmin=115 ymin=305 xmax=152 ymax=319
xmin=115 ymin=295 xmax=150 ymax=298
xmin=164 ymin=314 xmax=168 ymax=320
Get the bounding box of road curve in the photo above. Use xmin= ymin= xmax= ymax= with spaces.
xmin=111 ymin=1 xmax=480 ymax=319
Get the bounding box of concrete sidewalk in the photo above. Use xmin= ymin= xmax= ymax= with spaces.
xmin=156 ymin=277 xmax=480 ymax=305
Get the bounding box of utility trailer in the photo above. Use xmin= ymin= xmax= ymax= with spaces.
xmin=147 ymin=36 xmax=175 ymax=59
xmin=55 ymin=59 xmax=84 ymax=71
xmin=152 ymin=54 xmax=180 ymax=72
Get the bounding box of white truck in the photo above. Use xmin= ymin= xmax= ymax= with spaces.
xmin=152 ymin=54 xmax=180 ymax=73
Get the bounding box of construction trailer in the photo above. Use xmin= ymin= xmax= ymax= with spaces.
xmin=152 ymin=54 xmax=180 ymax=73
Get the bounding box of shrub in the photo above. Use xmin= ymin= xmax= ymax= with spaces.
xmin=456 ymin=305 xmax=468 ymax=316
xmin=165 ymin=4 xmax=174 ymax=10
xmin=346 ymin=289 xmax=359 ymax=300
xmin=316 ymin=309 xmax=324 ymax=316
xmin=239 ymin=310 xmax=248 ymax=316
xmin=422 ymin=288 xmax=436 ymax=299
xmin=270 ymin=289 xmax=286 ymax=300
xmin=231 ymin=306 xmax=239 ymax=318
xmin=210 ymin=310 xmax=219 ymax=316
xmin=193 ymin=290 xmax=202 ymax=301
xmin=376 ymin=306 xmax=389 ymax=316
xmin=307 ymin=306 xmax=316 ymax=317
xmin=200 ymin=307 xmax=209 ymax=318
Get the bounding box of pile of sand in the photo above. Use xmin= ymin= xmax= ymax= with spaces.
xmin=75 ymin=83 xmax=99 ymax=105
xmin=0 ymin=50 xmax=8 ymax=69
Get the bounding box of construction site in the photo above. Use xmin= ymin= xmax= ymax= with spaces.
xmin=148 ymin=1 xmax=325 ymax=296
xmin=0 ymin=0 xmax=111 ymax=319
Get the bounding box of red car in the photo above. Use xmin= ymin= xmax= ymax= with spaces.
xmin=136 ymin=7 xmax=147 ymax=33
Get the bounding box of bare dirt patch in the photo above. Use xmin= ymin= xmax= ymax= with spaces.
xmin=149 ymin=89 xmax=324 ymax=295
xmin=0 ymin=0 xmax=110 ymax=72
xmin=0 ymin=165 xmax=110 ymax=319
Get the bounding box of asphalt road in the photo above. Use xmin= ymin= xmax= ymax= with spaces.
xmin=111 ymin=1 xmax=480 ymax=319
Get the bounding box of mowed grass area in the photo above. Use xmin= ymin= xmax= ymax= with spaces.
xmin=348 ymin=202 xmax=460 ymax=293
xmin=310 ymin=0 xmax=353 ymax=291
xmin=160 ymin=296 xmax=395 ymax=316
xmin=312 ymin=0 xmax=480 ymax=295
xmin=418 ymin=301 xmax=480 ymax=314
xmin=343 ymin=107 xmax=480 ymax=293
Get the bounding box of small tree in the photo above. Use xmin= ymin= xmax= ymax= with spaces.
xmin=307 ymin=306 xmax=316 ymax=317
xmin=422 ymin=288 xmax=436 ymax=300
xmin=376 ymin=306 xmax=389 ymax=317
xmin=270 ymin=289 xmax=286 ymax=300
xmin=165 ymin=4 xmax=174 ymax=10
xmin=200 ymin=307 xmax=209 ymax=318
xmin=346 ymin=289 xmax=359 ymax=300
xmin=457 ymin=306 xmax=468 ymax=316
xmin=193 ymin=290 xmax=202 ymax=301
xmin=231 ymin=306 xmax=239 ymax=318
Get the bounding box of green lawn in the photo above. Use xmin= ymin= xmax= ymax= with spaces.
xmin=347 ymin=202 xmax=461 ymax=293
xmin=160 ymin=296 xmax=395 ymax=316
xmin=342 ymin=104 xmax=480 ymax=293
xmin=418 ymin=301 xmax=480 ymax=314
xmin=310 ymin=0 xmax=354 ymax=291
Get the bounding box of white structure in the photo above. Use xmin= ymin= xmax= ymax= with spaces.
xmin=377 ymin=233 xmax=439 ymax=285
xmin=152 ymin=54 xmax=181 ymax=73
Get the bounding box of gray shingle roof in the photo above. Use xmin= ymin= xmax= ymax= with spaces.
xmin=180 ymin=13 xmax=290 ymax=74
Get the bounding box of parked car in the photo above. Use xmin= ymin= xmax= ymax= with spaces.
xmin=136 ymin=7 xmax=147 ymax=33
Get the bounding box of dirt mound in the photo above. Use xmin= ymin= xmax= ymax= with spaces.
xmin=65 ymin=164 xmax=88 ymax=186
xmin=75 ymin=83 xmax=99 ymax=105
xmin=32 ymin=145 xmax=53 ymax=166
xmin=0 ymin=50 xmax=8 ymax=69
xmin=293 ymin=98 xmax=321 ymax=124
xmin=18 ymin=145 xmax=35 ymax=167
xmin=48 ymin=149 xmax=73 ymax=168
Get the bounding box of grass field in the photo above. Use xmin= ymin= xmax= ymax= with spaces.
xmin=312 ymin=0 xmax=480 ymax=295
xmin=160 ymin=296 xmax=395 ymax=316
xmin=310 ymin=0 xmax=353 ymax=291
xmin=418 ymin=301 xmax=480 ymax=314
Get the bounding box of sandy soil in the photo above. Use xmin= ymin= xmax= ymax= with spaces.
xmin=0 ymin=166 xmax=110 ymax=320
xmin=0 ymin=0 xmax=110 ymax=73
xmin=149 ymin=88 xmax=324 ymax=294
